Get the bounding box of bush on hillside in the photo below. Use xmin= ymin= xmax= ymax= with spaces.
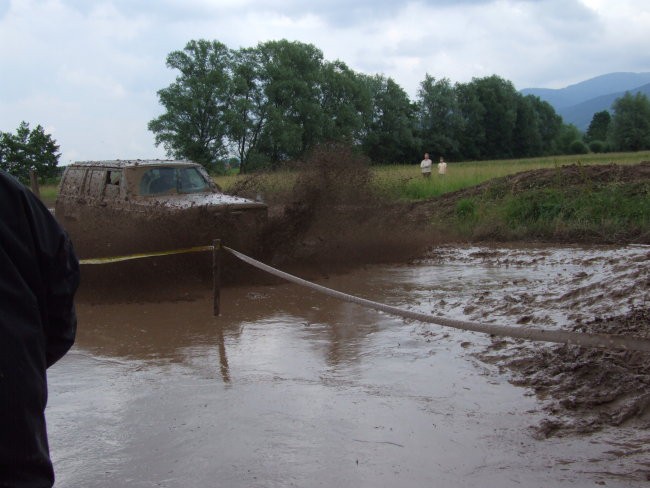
xmin=569 ymin=140 xmax=589 ymax=155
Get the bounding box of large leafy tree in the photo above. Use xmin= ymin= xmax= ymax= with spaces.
xmin=319 ymin=60 xmax=372 ymax=146
xmin=585 ymin=110 xmax=611 ymax=143
xmin=454 ymin=81 xmax=486 ymax=160
xmin=0 ymin=121 xmax=60 ymax=182
xmin=226 ymin=47 xmax=268 ymax=173
xmin=360 ymin=74 xmax=418 ymax=164
xmin=151 ymin=38 xmax=583 ymax=168
xmin=415 ymin=75 xmax=461 ymax=159
xmin=148 ymin=40 xmax=233 ymax=169
xmin=511 ymin=95 xmax=563 ymax=157
xmin=415 ymin=76 xmax=564 ymax=161
xmin=609 ymin=92 xmax=650 ymax=151
xmin=254 ymin=40 xmax=326 ymax=166
xmin=512 ymin=95 xmax=543 ymax=158
xmin=468 ymin=75 xmax=519 ymax=159
xmin=530 ymin=96 xmax=563 ymax=154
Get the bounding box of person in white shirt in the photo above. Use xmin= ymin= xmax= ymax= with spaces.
xmin=420 ymin=153 xmax=432 ymax=178
xmin=438 ymin=156 xmax=447 ymax=176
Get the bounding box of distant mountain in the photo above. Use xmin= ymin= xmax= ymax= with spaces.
xmin=521 ymin=72 xmax=650 ymax=131
xmin=557 ymin=82 xmax=650 ymax=131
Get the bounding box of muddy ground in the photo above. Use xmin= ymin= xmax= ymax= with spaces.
xmin=419 ymin=246 xmax=650 ymax=441
xmin=55 ymin=159 xmax=650 ymax=484
xmin=505 ymin=308 xmax=650 ymax=439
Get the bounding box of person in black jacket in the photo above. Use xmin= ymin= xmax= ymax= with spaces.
xmin=0 ymin=170 xmax=80 ymax=487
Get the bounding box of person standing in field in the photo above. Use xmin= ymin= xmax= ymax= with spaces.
xmin=420 ymin=153 xmax=432 ymax=178
xmin=0 ymin=169 xmax=80 ymax=488
xmin=438 ymin=156 xmax=447 ymax=176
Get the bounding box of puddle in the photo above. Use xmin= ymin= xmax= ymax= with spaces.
xmin=46 ymin=244 xmax=650 ymax=487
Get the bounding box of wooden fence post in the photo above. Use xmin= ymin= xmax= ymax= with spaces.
xmin=213 ymin=239 xmax=222 ymax=316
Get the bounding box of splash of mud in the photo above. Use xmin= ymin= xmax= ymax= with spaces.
xmin=255 ymin=143 xmax=437 ymax=269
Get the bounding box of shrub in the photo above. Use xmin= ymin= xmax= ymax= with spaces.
xmin=588 ymin=140 xmax=608 ymax=153
xmin=569 ymin=140 xmax=589 ymax=155
xmin=455 ymin=198 xmax=477 ymax=220
xmin=503 ymin=189 xmax=570 ymax=226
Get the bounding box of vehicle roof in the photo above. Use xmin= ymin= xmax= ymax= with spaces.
xmin=67 ymin=159 xmax=201 ymax=169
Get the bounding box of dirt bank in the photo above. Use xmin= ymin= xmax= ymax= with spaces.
xmin=406 ymin=161 xmax=650 ymax=245
xmin=410 ymin=160 xmax=650 ymax=221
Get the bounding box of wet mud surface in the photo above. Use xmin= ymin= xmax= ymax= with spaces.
xmin=47 ymin=244 xmax=650 ymax=487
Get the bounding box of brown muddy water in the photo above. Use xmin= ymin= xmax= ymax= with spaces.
xmin=46 ymin=245 xmax=650 ymax=487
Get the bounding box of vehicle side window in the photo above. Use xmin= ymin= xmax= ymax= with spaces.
xmin=106 ymin=170 xmax=122 ymax=186
xmin=139 ymin=167 xmax=176 ymax=195
xmin=179 ymin=167 xmax=209 ymax=193
xmin=104 ymin=170 xmax=122 ymax=199
xmin=85 ymin=170 xmax=105 ymax=199
xmin=60 ymin=168 xmax=86 ymax=196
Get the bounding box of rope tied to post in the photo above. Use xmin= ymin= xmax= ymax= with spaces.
xmin=77 ymin=242 xmax=650 ymax=353
xmin=223 ymin=246 xmax=650 ymax=353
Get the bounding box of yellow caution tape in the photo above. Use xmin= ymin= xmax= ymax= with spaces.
xmin=79 ymin=245 xmax=215 ymax=265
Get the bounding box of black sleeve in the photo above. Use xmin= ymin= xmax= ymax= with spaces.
xmin=0 ymin=171 xmax=80 ymax=368
xmin=41 ymin=229 xmax=80 ymax=367
xmin=23 ymin=182 xmax=80 ymax=367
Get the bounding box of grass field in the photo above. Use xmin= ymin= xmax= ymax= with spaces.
xmin=41 ymin=151 xmax=650 ymax=205
xmin=370 ymin=151 xmax=650 ymax=201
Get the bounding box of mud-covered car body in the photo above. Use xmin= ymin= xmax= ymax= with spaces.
xmin=55 ymin=160 xmax=267 ymax=259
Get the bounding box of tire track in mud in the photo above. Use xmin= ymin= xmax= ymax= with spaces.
xmin=427 ymin=246 xmax=650 ymax=446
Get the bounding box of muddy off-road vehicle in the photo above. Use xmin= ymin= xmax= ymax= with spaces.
xmin=55 ymin=160 xmax=267 ymax=260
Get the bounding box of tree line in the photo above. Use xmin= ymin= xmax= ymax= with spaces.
xmin=583 ymin=93 xmax=650 ymax=153
xmin=148 ymin=39 xmax=650 ymax=173
xmin=2 ymin=38 xmax=650 ymax=180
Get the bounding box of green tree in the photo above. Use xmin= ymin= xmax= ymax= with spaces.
xmin=512 ymin=95 xmax=543 ymax=158
xmin=468 ymin=75 xmax=519 ymax=159
xmin=609 ymin=92 xmax=650 ymax=151
xmin=319 ymin=60 xmax=372 ymax=145
xmin=0 ymin=121 xmax=61 ymax=182
xmin=415 ymin=75 xmax=461 ymax=159
xmin=512 ymin=95 xmax=564 ymax=157
xmin=585 ymin=110 xmax=611 ymax=143
xmin=530 ymin=96 xmax=564 ymax=154
xmin=148 ymin=40 xmax=234 ymax=169
xmin=557 ymin=123 xmax=583 ymax=154
xmin=360 ymin=74 xmax=417 ymax=164
xmin=254 ymin=40 xmax=326 ymax=166
xmin=226 ymin=46 xmax=268 ymax=173
xmin=454 ymin=81 xmax=486 ymax=160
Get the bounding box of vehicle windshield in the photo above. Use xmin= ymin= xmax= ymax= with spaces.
xmin=139 ymin=167 xmax=211 ymax=196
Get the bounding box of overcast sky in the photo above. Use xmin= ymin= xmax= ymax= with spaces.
xmin=1 ymin=0 xmax=649 ymax=164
